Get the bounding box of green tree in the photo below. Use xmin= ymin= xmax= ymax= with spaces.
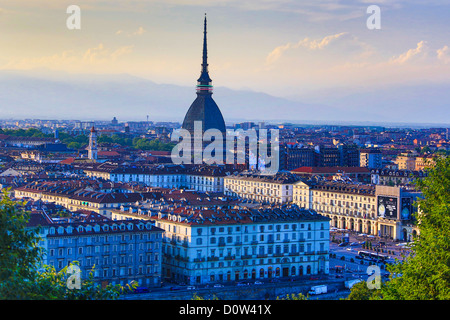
xmin=0 ymin=193 xmax=42 ymax=298
xmin=346 ymin=280 xmax=382 ymax=300
xmin=0 ymin=192 xmax=135 ymax=299
xmin=276 ymin=293 xmax=308 ymax=300
xmin=378 ymin=156 xmax=450 ymax=300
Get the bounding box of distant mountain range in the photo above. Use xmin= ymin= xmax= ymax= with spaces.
xmin=0 ymin=70 xmax=449 ymax=127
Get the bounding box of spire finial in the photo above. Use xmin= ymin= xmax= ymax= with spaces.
xmin=197 ymin=14 xmax=213 ymax=93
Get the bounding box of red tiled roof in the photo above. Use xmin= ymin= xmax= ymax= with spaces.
xmin=291 ymin=166 xmax=370 ymax=174
xmin=60 ymin=157 xmax=75 ymax=164
xmin=98 ymin=151 xmax=120 ymax=157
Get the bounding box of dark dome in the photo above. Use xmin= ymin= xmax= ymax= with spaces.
xmin=182 ymin=93 xmax=226 ymax=134
xmin=182 ymin=16 xmax=226 ymax=135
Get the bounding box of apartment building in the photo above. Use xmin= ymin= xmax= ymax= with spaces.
xmin=223 ymin=172 xmax=300 ymax=204
xmin=14 ymin=181 xmax=159 ymax=219
xmin=79 ymin=163 xmax=238 ymax=193
xmin=395 ymin=152 xmax=417 ymax=171
xmin=111 ymin=204 xmax=330 ymax=285
xmin=27 ymin=212 xmax=164 ymax=288
xmin=293 ymin=180 xmax=420 ymax=241
xmin=370 ymin=168 xmax=427 ymax=186
xmin=360 ymin=148 xmax=383 ymax=169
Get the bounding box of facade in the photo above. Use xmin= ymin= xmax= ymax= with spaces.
xmin=80 ymin=163 xmax=239 ymax=193
xmin=28 ymin=212 xmax=164 ymax=288
xmin=224 ymin=172 xmax=301 ymax=204
xmin=315 ymin=147 xmax=341 ymax=167
xmin=279 ymin=145 xmax=315 ymax=171
xmin=339 ymin=144 xmax=360 ymax=167
xmin=291 ymin=166 xmax=371 ymax=184
xmin=14 ymin=181 xmax=160 ymax=219
xmin=111 ymin=204 xmax=330 ymax=285
xmin=395 ymin=152 xmax=416 ymax=171
xmin=370 ymin=168 xmax=428 ymax=186
xmin=293 ymin=180 xmax=420 ymax=241
xmin=360 ymin=148 xmax=383 ymax=169
xmin=414 ymin=155 xmax=435 ymax=171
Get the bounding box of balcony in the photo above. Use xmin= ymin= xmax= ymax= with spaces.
xmin=273 ymin=253 xmax=283 ymax=257
xmin=174 ymin=255 xmax=189 ymax=262
xmin=224 ymin=255 xmax=235 ymax=261
xmin=207 ymin=256 xmax=219 ymax=262
xmin=305 ymin=251 xmax=315 ymax=255
xmin=193 ymin=257 xmax=205 ymax=262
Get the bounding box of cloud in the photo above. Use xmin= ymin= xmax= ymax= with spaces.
xmin=115 ymin=26 xmax=146 ymax=37
xmin=389 ymin=41 xmax=428 ymax=65
xmin=265 ymin=32 xmax=348 ymax=65
xmin=437 ymin=45 xmax=450 ymax=64
xmin=2 ymin=44 xmax=134 ymax=71
xmin=133 ymin=26 xmax=146 ymax=36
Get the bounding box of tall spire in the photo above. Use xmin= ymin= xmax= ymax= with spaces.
xmin=197 ymin=13 xmax=213 ymax=93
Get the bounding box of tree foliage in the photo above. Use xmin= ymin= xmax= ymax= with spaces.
xmin=378 ymin=156 xmax=450 ymax=299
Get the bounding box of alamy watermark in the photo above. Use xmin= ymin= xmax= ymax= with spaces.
xmin=66 ymin=264 xmax=81 ymax=289
xmin=366 ymin=265 xmax=381 ymax=290
xmin=170 ymin=121 xmax=280 ymax=175
xmin=367 ymin=5 xmax=381 ymax=30
xmin=66 ymin=5 xmax=81 ymax=30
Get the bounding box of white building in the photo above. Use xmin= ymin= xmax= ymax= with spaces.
xmin=224 ymin=172 xmax=300 ymax=204
xmin=111 ymin=204 xmax=330 ymax=285
xmin=360 ymin=149 xmax=382 ymax=169
xmin=80 ymin=163 xmax=235 ymax=193
xmin=293 ymin=180 xmax=421 ymax=241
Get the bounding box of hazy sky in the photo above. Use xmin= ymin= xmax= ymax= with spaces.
xmin=1 ymin=0 xmax=450 ymax=98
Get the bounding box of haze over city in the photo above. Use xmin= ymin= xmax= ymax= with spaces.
xmin=1 ymin=1 xmax=449 ymax=123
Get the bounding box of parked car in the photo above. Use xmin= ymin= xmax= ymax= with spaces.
xmin=254 ymin=281 xmax=264 ymax=285
xmin=237 ymin=282 xmax=249 ymax=286
xmin=133 ymin=287 xmax=150 ymax=294
xmin=170 ymin=286 xmax=183 ymax=291
xmin=187 ymin=286 xmax=196 ymax=290
xmin=213 ymin=283 xmax=224 ymax=288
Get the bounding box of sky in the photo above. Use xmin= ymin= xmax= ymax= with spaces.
xmin=1 ymin=0 xmax=450 ymax=105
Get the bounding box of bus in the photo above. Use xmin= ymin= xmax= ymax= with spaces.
xmin=357 ymin=250 xmax=389 ymax=262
